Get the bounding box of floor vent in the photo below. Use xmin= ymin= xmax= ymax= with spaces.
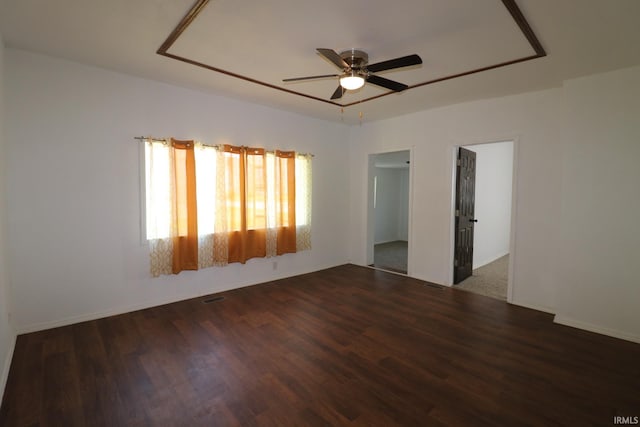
xmin=202 ymin=296 xmax=225 ymax=304
xmin=425 ymin=283 xmax=444 ymax=290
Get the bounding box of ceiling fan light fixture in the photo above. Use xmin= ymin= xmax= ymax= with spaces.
xmin=283 ymin=48 xmax=422 ymax=99
xmin=340 ymin=72 xmax=365 ymax=90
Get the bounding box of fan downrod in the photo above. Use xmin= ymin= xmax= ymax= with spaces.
xmin=339 ymin=49 xmax=368 ymax=70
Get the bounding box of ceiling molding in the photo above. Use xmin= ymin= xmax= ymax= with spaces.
xmin=157 ymin=0 xmax=546 ymax=109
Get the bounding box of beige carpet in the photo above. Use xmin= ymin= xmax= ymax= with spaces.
xmin=455 ymin=255 xmax=509 ymax=300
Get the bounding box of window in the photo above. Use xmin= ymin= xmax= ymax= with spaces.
xmin=145 ymin=141 xmax=172 ymax=240
xmin=143 ymin=139 xmax=312 ymax=276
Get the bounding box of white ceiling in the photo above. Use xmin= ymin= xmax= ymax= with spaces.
xmin=1 ymin=0 xmax=639 ymax=125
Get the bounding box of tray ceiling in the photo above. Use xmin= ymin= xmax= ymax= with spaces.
xmin=162 ymin=0 xmax=542 ymax=107
xmin=2 ymin=0 xmax=640 ymax=124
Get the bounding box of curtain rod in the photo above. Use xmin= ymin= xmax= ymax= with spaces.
xmin=134 ymin=136 xmax=168 ymax=143
xmin=133 ymin=136 xmax=314 ymax=157
xmin=133 ymin=136 xmax=216 ymax=148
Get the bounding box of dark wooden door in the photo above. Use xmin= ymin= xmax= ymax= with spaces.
xmin=454 ymin=147 xmax=477 ymax=284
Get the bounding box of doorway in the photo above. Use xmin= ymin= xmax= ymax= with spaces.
xmin=452 ymin=141 xmax=514 ymax=300
xmin=367 ymin=150 xmax=411 ymax=274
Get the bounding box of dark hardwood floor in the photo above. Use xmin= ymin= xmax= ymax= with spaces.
xmin=1 ymin=264 xmax=639 ymax=426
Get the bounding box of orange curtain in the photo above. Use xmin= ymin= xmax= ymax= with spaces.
xmin=171 ymin=139 xmax=198 ymax=273
xmin=223 ymin=145 xmax=267 ymax=264
xmin=275 ymin=150 xmax=296 ymax=255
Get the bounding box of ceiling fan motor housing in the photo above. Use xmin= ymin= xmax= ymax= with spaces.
xmin=340 ymin=49 xmax=368 ymax=73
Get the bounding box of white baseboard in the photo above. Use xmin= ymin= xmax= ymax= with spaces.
xmin=554 ymin=315 xmax=640 ymax=344
xmin=0 ymin=333 xmax=16 ymax=406
xmin=509 ymin=299 xmax=556 ymax=314
xmin=17 ymin=293 xmax=199 ymax=334
xmin=16 ymin=261 xmax=346 ymax=335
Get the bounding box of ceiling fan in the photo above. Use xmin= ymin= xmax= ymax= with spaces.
xmin=283 ymin=48 xmax=423 ymax=100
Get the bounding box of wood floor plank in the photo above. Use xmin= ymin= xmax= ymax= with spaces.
xmin=1 ymin=264 xmax=639 ymax=426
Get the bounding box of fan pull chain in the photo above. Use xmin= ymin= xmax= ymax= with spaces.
xmin=340 ymin=107 xmax=344 ymax=122
xmin=359 ymin=111 xmax=363 ymax=126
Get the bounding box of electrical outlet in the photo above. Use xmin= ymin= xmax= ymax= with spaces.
xmin=272 ymin=261 xmax=278 ymax=270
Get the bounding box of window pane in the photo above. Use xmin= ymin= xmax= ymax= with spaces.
xmin=295 ymin=155 xmax=311 ymax=226
xmin=145 ymin=142 xmax=171 ymax=239
xmin=145 ymin=144 xmax=312 ymax=250
xmin=195 ymin=146 xmax=216 ymax=236
xmin=266 ymin=152 xmax=276 ymax=229
xmin=225 ymin=151 xmax=242 ymax=231
xmin=246 ymin=153 xmax=266 ymax=230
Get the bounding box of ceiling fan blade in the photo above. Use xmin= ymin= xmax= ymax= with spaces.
xmin=367 ymin=54 xmax=422 ymax=73
xmin=317 ymin=48 xmax=349 ymax=69
xmin=283 ymin=74 xmax=339 ymax=82
xmin=366 ymin=75 xmax=409 ymax=92
xmin=330 ymin=85 xmax=345 ymax=100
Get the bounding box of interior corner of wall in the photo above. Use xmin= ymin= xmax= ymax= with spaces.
xmin=0 ymin=330 xmax=17 ymax=405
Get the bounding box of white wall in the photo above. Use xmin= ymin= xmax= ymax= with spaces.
xmin=374 ymin=167 xmax=409 ymax=244
xmin=0 ymin=36 xmax=17 ymax=404
xmin=554 ymin=65 xmax=640 ymax=343
xmin=349 ymin=88 xmax=565 ymax=313
xmin=5 ymin=49 xmax=351 ymax=332
xmin=469 ymin=141 xmax=513 ymax=268
xmin=3 ymin=46 xmax=639 ymax=348
xmin=349 ymin=65 xmax=640 ymax=342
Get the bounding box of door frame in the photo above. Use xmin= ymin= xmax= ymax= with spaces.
xmin=366 ymin=148 xmax=414 ymax=276
xmin=448 ymin=137 xmax=519 ymax=303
